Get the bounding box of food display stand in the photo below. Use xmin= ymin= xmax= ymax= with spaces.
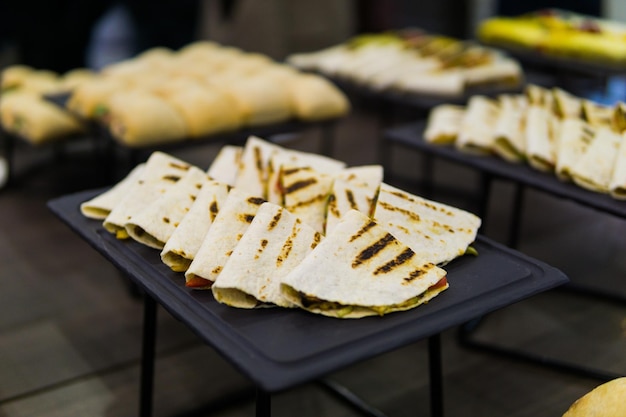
xmin=48 ymin=188 xmax=567 ymax=417
xmin=382 ymin=120 xmax=626 ymax=381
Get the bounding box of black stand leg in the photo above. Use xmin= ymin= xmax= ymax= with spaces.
xmin=428 ymin=334 xmax=443 ymax=417
xmin=140 ymin=295 xmax=157 ymax=417
xmin=255 ymin=387 xmax=271 ymax=417
xmin=318 ymin=378 xmax=388 ymax=417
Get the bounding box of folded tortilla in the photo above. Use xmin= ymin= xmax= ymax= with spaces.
xmin=286 ymin=73 xmax=350 ymax=121
xmin=552 ymin=87 xmax=582 ymax=119
xmin=555 ymin=119 xmax=595 ymax=181
xmin=423 ymin=104 xmax=465 ymax=145
xmin=582 ymin=100 xmax=613 ymax=128
xmin=373 ymin=183 xmax=481 ymax=266
xmin=571 ymin=126 xmax=621 ymax=194
xmin=396 ymin=70 xmax=465 ymax=97
xmin=65 ymin=77 xmax=129 ymax=120
xmin=207 ymin=145 xmax=242 ymax=186
xmin=161 ymin=84 xmax=243 ymax=138
xmin=609 ymin=132 xmax=626 ymax=199
xmin=455 ymin=95 xmax=499 ymax=154
xmin=492 ymin=94 xmax=527 ymax=162
xmin=525 ymin=104 xmax=559 ymax=172
xmin=280 ymin=165 xmax=334 ymax=234
xmin=212 ymin=202 xmax=323 ymax=308
xmin=103 ymin=152 xmax=192 ymax=239
xmin=125 ymin=166 xmax=209 ymax=249
xmin=280 ymin=209 xmax=449 ymax=318
xmin=161 ymin=180 xmax=231 ymax=272
xmin=80 ymin=164 xmax=146 ymax=219
xmin=325 ymin=165 xmax=383 ymax=235
xmin=0 ymin=91 xmax=85 ymax=144
xmin=185 ymin=188 xmax=266 ymax=288
xmin=107 ymin=90 xmax=188 ymax=147
xmin=266 ymin=149 xmax=346 ymax=205
xmin=233 ymin=136 xmax=283 ymax=199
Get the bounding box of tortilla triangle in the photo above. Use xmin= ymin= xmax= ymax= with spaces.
xmin=280 ymin=209 xmax=448 ymax=318
xmin=212 ymin=202 xmax=323 ymax=308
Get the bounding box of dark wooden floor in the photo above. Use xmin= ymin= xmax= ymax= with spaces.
xmin=0 ymin=109 xmax=624 ymax=417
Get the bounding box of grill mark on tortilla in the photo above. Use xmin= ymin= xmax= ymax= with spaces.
xmin=349 ymin=220 xmax=376 ymax=242
xmin=254 ymin=145 xmax=263 ymax=175
xmin=239 ymin=213 xmax=255 ymax=223
xmin=285 ymin=178 xmax=317 ymax=195
xmin=352 ymin=233 xmax=395 ymax=268
xmin=286 ymin=193 xmax=327 ymax=210
xmin=311 ymin=232 xmax=322 ymax=249
xmin=327 ymin=193 xmax=339 ymax=217
xmin=169 ymin=162 xmax=190 ymax=171
xmin=384 ymin=190 xmax=454 ymax=216
xmin=163 ymin=217 xmax=170 ymax=224
xmin=195 ymin=183 xmax=203 ymax=189
xmin=255 ymin=238 xmax=269 ymax=259
xmin=268 ymin=208 xmax=283 ymax=231
xmin=277 ymin=223 xmax=298 ymax=267
xmin=378 ymin=201 xmax=421 ymax=223
xmin=211 ymin=266 xmax=222 ymax=275
xmin=345 ymin=189 xmax=357 ymax=209
xmin=162 ymin=175 xmax=181 ymax=182
xmin=190 ymin=195 xmax=196 ymax=201
xmin=209 ymin=200 xmax=219 ymax=221
xmin=403 ymin=263 xmax=435 ymax=284
xmin=283 ymin=166 xmax=305 ymax=176
xmin=247 ymin=197 xmax=265 ymax=205
xmin=373 ymin=248 xmax=415 ymax=275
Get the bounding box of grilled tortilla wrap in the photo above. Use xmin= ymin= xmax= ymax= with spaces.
xmin=555 ymin=119 xmax=595 ymax=181
xmin=525 ymin=104 xmax=559 ymax=172
xmin=0 ymin=91 xmax=85 ymax=145
xmin=423 ymin=104 xmax=465 ymax=145
xmin=286 ymin=73 xmax=350 ymax=121
xmin=233 ymin=136 xmax=283 ymax=199
xmin=207 ymin=145 xmax=242 ymax=186
xmin=455 ymin=95 xmax=499 ymax=154
xmin=325 ymin=165 xmax=383 ymax=235
xmin=266 ymin=150 xmax=346 ymax=205
xmin=80 ymin=164 xmax=146 ymax=219
xmin=184 ymin=188 xmax=266 ymax=288
xmin=373 ymin=183 xmax=481 ymax=266
xmin=280 ymin=209 xmax=448 ymax=318
xmin=107 ymin=90 xmax=188 ymax=147
xmin=125 ymin=166 xmax=209 ymax=249
xmin=571 ymin=126 xmax=621 ymax=194
xmin=103 ymin=152 xmax=192 ymax=239
xmin=212 ymin=203 xmax=323 ymax=308
xmin=492 ymin=94 xmax=527 ymax=163
xmin=609 ymin=132 xmax=626 ymax=199
xmin=161 ymin=180 xmax=231 ymax=272
xmin=280 ymin=165 xmax=334 ymax=234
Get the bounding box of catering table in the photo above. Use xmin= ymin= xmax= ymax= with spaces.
xmin=48 ymin=188 xmax=567 ymax=417
xmin=383 ymin=120 xmax=626 ymax=381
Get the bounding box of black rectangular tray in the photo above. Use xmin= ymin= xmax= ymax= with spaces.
xmin=385 ymin=121 xmax=626 ymax=220
xmin=48 ymin=189 xmax=568 ymax=392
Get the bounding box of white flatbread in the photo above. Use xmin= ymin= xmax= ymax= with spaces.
xmin=525 ymin=104 xmax=560 ymax=172
xmin=325 ymin=165 xmax=383 ymax=235
xmin=102 ymin=152 xmax=193 ymax=239
xmin=80 ymin=164 xmax=145 ymax=219
xmin=280 ymin=165 xmax=334 ymax=234
xmin=125 ymin=166 xmax=209 ymax=249
xmin=571 ymin=126 xmax=621 ymax=193
xmin=492 ymin=94 xmax=527 ymax=162
xmin=555 ymin=119 xmax=595 ymax=181
xmin=609 ymin=132 xmax=626 ymax=199
xmin=184 ymin=188 xmax=266 ymax=288
xmin=455 ymin=95 xmax=499 ymax=154
xmin=212 ymin=203 xmax=323 ymax=308
xmin=373 ymin=183 xmax=481 ymax=266
xmin=233 ymin=136 xmax=282 ymax=198
xmin=423 ymin=104 xmax=465 ymax=145
xmin=280 ymin=209 xmax=448 ymax=319
xmin=207 ymin=145 xmax=242 ymax=186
